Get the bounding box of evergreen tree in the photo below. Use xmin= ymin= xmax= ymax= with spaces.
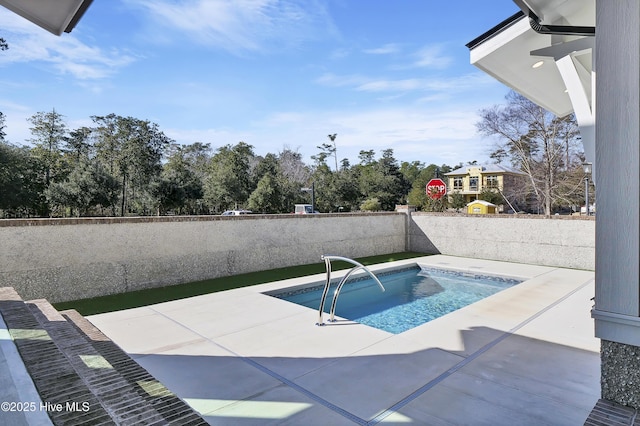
xmin=27 ymin=109 xmax=68 ymax=188
xmin=204 ymin=142 xmax=255 ymax=212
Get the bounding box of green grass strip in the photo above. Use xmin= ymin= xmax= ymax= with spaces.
xmin=54 ymin=252 xmax=428 ymax=316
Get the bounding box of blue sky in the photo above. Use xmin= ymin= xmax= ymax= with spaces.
xmin=0 ymin=1 xmax=519 ymax=167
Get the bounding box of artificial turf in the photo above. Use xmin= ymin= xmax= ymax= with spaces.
xmin=54 ymin=252 xmax=428 ymax=316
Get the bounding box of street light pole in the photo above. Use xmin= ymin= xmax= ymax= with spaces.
xmin=585 ymin=175 xmax=590 ymax=216
xmin=583 ymin=162 xmax=592 ymax=216
xmin=301 ymin=182 xmax=315 ymax=213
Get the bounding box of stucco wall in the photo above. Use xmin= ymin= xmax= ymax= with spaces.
xmin=0 ymin=213 xmax=406 ymax=303
xmin=0 ymin=212 xmax=595 ymax=303
xmin=409 ymin=213 xmax=595 ymax=270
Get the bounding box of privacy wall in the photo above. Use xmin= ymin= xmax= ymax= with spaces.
xmin=409 ymin=213 xmax=595 ymax=271
xmin=0 ymin=212 xmax=594 ymax=303
xmin=0 ymin=213 xmax=406 ymax=303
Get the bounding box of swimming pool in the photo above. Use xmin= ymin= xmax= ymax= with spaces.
xmin=269 ymin=266 xmax=523 ymax=334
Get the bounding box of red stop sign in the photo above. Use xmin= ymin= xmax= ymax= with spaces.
xmin=426 ymin=178 xmax=447 ymax=200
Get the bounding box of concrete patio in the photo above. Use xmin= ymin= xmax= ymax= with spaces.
xmin=87 ymin=255 xmax=600 ymax=425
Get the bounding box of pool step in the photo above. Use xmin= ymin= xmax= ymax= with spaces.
xmin=27 ymin=298 xmax=170 ymax=425
xmin=0 ymin=287 xmax=207 ymax=425
xmin=0 ymin=288 xmax=113 ymax=424
xmin=61 ymin=309 xmax=208 ymax=425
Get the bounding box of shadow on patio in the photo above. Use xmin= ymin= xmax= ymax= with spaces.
xmin=127 ymin=325 xmax=599 ymax=425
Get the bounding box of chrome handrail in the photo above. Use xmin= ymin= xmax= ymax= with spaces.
xmin=316 ymin=255 xmax=385 ymax=326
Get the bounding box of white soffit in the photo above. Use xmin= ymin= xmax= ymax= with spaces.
xmin=0 ymin=0 xmax=92 ymax=35
xmin=470 ymin=16 xmax=573 ymax=117
xmin=468 ymin=0 xmax=594 ymax=118
xmin=522 ymin=0 xmax=594 ymax=27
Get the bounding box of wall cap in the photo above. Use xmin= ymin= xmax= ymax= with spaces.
xmin=0 ymin=212 xmax=403 ymax=227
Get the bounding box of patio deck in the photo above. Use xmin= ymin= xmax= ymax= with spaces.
xmin=87 ymin=255 xmax=601 ymax=425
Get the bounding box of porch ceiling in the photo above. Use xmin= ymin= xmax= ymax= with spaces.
xmin=0 ymin=0 xmax=92 ymax=35
xmin=467 ymin=0 xmax=594 ymax=118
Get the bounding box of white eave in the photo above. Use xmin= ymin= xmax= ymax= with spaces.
xmin=467 ymin=0 xmax=595 ymax=118
xmin=0 ymin=0 xmax=93 ymax=35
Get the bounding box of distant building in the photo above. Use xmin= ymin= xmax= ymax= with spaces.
xmin=467 ymin=200 xmax=497 ymax=215
xmin=444 ymin=164 xmax=526 ymax=211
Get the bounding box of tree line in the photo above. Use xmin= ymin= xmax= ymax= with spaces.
xmin=0 ymin=91 xmax=589 ymax=218
xmin=0 ymin=109 xmax=443 ymax=217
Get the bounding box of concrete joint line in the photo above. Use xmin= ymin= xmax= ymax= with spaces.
xmin=150 ymin=307 xmax=368 ymax=425
xmin=150 ymin=276 xmax=594 ymax=425
xmin=369 ymin=276 xmax=595 ymax=425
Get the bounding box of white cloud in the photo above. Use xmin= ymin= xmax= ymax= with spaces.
xmin=412 ymin=45 xmax=453 ymax=69
xmin=222 ymin=104 xmax=492 ymax=166
xmin=0 ymin=99 xmax=31 ymax=112
xmin=128 ymin=0 xmax=335 ymax=54
xmin=363 ymin=43 xmax=401 ymax=55
xmin=164 ymin=127 xmax=253 ymax=148
xmin=315 ymin=73 xmax=369 ymax=88
xmin=328 ymin=108 xmax=490 ymax=165
xmin=1 ymin=102 xmax=98 ymax=146
xmin=316 ymin=71 xmax=497 ymax=98
xmin=1 ymin=105 xmax=33 ymax=145
xmin=0 ymin=9 xmax=136 ymax=80
xmin=329 ymin=48 xmax=351 ymax=60
xmin=356 ymin=79 xmax=424 ymax=92
xmin=383 ymin=44 xmax=455 ymax=71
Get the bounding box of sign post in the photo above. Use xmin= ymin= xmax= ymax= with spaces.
xmin=426 ymin=178 xmax=447 ymax=200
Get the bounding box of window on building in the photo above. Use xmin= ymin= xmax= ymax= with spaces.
xmin=469 ymin=176 xmax=479 ymax=191
xmin=453 ymin=177 xmax=463 ymax=190
xmin=486 ymin=175 xmax=499 ymax=189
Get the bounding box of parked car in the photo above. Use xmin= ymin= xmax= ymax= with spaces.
xmin=221 ymin=210 xmax=252 ymax=216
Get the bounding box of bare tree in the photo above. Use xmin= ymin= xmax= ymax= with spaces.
xmin=477 ymin=91 xmax=582 ymax=215
xmin=278 ymin=146 xmax=311 ymax=183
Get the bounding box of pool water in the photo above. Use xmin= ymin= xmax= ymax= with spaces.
xmin=270 ymin=266 xmax=523 ymax=334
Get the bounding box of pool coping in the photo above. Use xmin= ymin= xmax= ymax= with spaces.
xmin=266 ymin=262 xmax=526 ymax=334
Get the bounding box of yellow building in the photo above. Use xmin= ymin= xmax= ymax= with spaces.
xmin=467 ymin=200 xmax=497 ymax=215
xmin=445 ymin=165 xmax=526 ymax=211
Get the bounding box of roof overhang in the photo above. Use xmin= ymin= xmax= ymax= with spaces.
xmin=467 ymin=0 xmax=594 ymax=118
xmin=0 ymin=0 xmax=93 ymax=35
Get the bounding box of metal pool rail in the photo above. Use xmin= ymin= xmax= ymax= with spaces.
xmin=316 ymin=255 xmax=385 ymax=326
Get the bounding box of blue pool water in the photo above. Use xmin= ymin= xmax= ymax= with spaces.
xmin=270 ymin=266 xmax=523 ymax=334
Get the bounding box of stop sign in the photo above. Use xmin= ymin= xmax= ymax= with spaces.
xmin=426 ymin=178 xmax=447 ymax=200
